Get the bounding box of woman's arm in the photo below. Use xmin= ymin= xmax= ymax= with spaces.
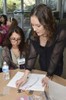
xmin=47 ymin=30 xmax=66 ymax=76
xmin=16 ymin=39 xmax=38 ymax=88
xmin=2 ymin=47 xmax=11 ymax=65
xmin=25 ymin=39 xmax=38 ymax=71
xmin=2 ymin=46 xmax=17 ymax=69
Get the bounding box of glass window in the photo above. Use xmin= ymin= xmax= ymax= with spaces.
xmin=23 ymin=0 xmax=35 ymax=11
xmin=6 ymin=0 xmax=21 ymax=20
xmin=7 ymin=0 xmax=21 ymax=12
xmin=0 ymin=0 xmax=3 ymax=14
xmin=63 ymin=0 xmax=66 ymax=18
xmin=22 ymin=0 xmax=35 ymax=37
xmin=64 ymin=0 xmax=66 ymax=12
xmin=7 ymin=0 xmax=35 ymax=38
xmin=46 ymin=0 xmax=58 ymax=11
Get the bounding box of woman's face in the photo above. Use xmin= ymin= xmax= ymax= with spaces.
xmin=30 ymin=15 xmax=47 ymax=37
xmin=1 ymin=16 xmax=5 ymax=23
xmin=10 ymin=32 xmax=21 ymax=47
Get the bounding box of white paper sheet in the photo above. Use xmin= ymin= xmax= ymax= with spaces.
xmin=48 ymin=80 xmax=66 ymax=100
xmin=7 ymin=71 xmax=46 ymax=91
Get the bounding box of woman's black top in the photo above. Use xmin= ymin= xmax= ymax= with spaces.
xmin=26 ymin=25 xmax=66 ymax=76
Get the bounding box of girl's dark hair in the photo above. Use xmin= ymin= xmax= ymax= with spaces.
xmin=30 ymin=4 xmax=56 ymax=39
xmin=3 ymin=26 xmax=25 ymax=54
xmin=1 ymin=14 xmax=7 ymax=25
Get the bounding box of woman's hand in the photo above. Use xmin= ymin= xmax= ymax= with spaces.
xmin=16 ymin=70 xmax=30 ymax=88
xmin=42 ymin=76 xmax=49 ymax=87
xmin=42 ymin=75 xmax=53 ymax=87
xmin=16 ymin=75 xmax=28 ymax=88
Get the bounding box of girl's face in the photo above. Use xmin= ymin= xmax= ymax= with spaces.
xmin=30 ymin=15 xmax=47 ymax=37
xmin=10 ymin=32 xmax=21 ymax=47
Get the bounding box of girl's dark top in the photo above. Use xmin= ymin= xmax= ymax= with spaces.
xmin=26 ymin=25 xmax=66 ymax=76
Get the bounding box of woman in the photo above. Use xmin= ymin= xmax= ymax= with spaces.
xmin=2 ymin=26 xmax=27 ymax=69
xmin=0 ymin=14 xmax=9 ymax=33
xmin=16 ymin=4 xmax=66 ymax=87
xmin=0 ymin=14 xmax=9 ymax=45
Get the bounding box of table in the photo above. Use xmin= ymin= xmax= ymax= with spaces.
xmin=0 ymin=69 xmax=66 ymax=100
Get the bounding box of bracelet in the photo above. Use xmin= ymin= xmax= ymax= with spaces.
xmin=23 ymin=75 xmax=29 ymax=79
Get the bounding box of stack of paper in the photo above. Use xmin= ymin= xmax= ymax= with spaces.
xmin=7 ymin=71 xmax=46 ymax=91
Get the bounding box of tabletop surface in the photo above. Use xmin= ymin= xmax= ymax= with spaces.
xmin=0 ymin=69 xmax=66 ymax=100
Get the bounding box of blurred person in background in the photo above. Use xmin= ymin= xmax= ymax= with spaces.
xmin=0 ymin=14 xmax=9 ymax=34
xmin=0 ymin=14 xmax=9 ymax=45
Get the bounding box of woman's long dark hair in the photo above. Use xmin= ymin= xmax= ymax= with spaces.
xmin=30 ymin=4 xmax=56 ymax=40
